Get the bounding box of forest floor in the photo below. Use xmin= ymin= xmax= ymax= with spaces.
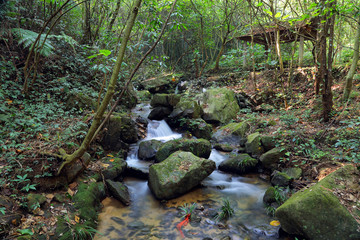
xmin=1 ymin=58 xmax=360 ymax=238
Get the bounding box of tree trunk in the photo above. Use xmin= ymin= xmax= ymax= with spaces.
xmin=82 ymin=0 xmax=92 ymax=44
xmin=298 ymin=36 xmax=304 ymax=67
xmin=108 ymin=0 xmax=122 ymax=31
xmin=342 ymin=18 xmax=360 ymax=101
xmin=275 ymin=27 xmax=284 ymax=74
xmin=57 ymin=0 xmax=142 ymax=174
xmin=214 ymin=36 xmax=227 ymax=71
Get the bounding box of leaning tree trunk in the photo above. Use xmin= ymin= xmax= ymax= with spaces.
xmin=342 ymin=18 xmax=360 ymax=101
xmin=57 ymin=0 xmax=142 ymax=174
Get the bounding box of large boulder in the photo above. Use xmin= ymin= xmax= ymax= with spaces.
xmin=148 ymin=107 xmax=172 ymax=120
xmin=139 ymin=74 xmax=179 ymax=94
xmin=148 ymin=151 xmax=216 ymax=199
xmin=138 ymin=140 xmax=163 ymax=160
xmin=101 ymin=113 xmax=138 ymax=151
xmin=259 ymin=148 xmax=285 ymax=170
xmin=218 ymin=153 xmax=258 ymax=174
xmin=167 ymin=118 xmax=213 ymax=140
xmin=169 ymin=99 xmax=203 ymax=119
xmin=212 ymin=122 xmax=250 ymax=147
xmin=275 ymin=165 xmax=360 ymax=240
xmin=201 ymin=88 xmax=240 ymax=124
xmin=271 ymin=171 xmax=292 ymax=187
xmin=150 ymin=93 xmax=181 ymax=108
xmin=245 ymin=132 xmax=264 ymax=157
xmin=155 ymin=138 xmax=211 ymax=162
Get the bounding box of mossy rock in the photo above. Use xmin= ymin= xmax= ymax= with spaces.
xmin=101 ymin=113 xmax=138 ymax=151
xmin=140 ymin=74 xmax=180 ymax=94
xmin=283 ymin=167 xmax=302 ymax=180
xmin=245 ymin=132 xmax=264 ymax=157
xmin=259 ymin=148 xmax=285 ymax=170
xmin=275 ymin=165 xmax=360 ymax=240
xmin=212 ymin=122 xmax=250 ymax=146
xmin=27 ymin=194 xmax=46 ymax=212
xmin=167 ymin=118 xmax=212 ymax=140
xmin=106 ymin=180 xmax=130 ymax=205
xmin=271 ymin=171 xmax=292 ymax=187
xmin=155 ymin=138 xmax=211 ymax=162
xmin=72 ymin=182 xmax=106 ymax=221
xmin=213 ymin=143 xmax=234 ymax=152
xmin=150 ymin=93 xmax=181 ymax=107
xmin=261 ymin=135 xmax=276 ymax=151
xmin=138 ymin=139 xmax=163 ymax=160
xmin=169 ymin=98 xmax=203 ymax=119
xmin=100 ymin=157 xmax=127 ymax=180
xmin=202 ymin=88 xmax=240 ymax=124
xmin=218 ymin=153 xmax=258 ymax=174
xmin=137 ymin=90 xmax=152 ymax=101
xmin=148 ymin=106 xmax=173 ymax=120
xmin=148 ymin=151 xmax=216 ymax=199
xmin=263 ymin=187 xmax=276 ymax=204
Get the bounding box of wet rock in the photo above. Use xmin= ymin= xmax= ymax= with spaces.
xmin=263 ymin=187 xmax=276 ymax=204
xmin=245 ymin=132 xmax=264 ymax=157
xmin=101 ymin=113 xmax=138 ymax=151
xmin=149 ymin=151 xmax=216 ymax=199
xmin=283 ymin=167 xmax=302 ymax=180
xmin=202 ymin=88 xmax=240 ymax=124
xmin=259 ymin=148 xmax=284 ymax=170
xmin=276 ymin=165 xmax=360 ymax=240
xmin=140 ymin=74 xmax=179 ymax=94
xmin=127 ymin=220 xmax=145 ymax=230
xmin=169 ymin=98 xmax=203 ymax=119
xmin=213 ymin=143 xmax=234 ymax=152
xmin=155 ymin=138 xmax=211 ymax=162
xmin=106 ymin=180 xmax=131 ymax=206
xmin=138 ymin=140 xmax=163 ymax=160
xmin=168 ymin=118 xmax=212 ymax=140
xmin=218 ymin=153 xmax=258 ymax=174
xmin=100 ymin=157 xmax=127 ymax=180
xmin=111 ymin=216 xmax=125 ymax=225
xmin=126 ymin=166 xmax=149 ymax=179
xmin=212 ymin=122 xmax=250 ymax=147
xmin=150 ymin=93 xmax=181 ymax=108
xmin=252 ymin=224 xmax=280 ymax=238
xmin=148 ymin=106 xmax=172 ymax=120
xmin=271 ymin=171 xmax=292 ymax=187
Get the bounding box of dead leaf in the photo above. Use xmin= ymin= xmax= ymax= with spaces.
xmin=46 ymin=194 xmax=54 ymax=199
xmin=69 ymin=182 xmax=78 ymax=190
xmin=67 ymin=188 xmax=75 ymax=196
xmin=74 ymin=215 xmax=80 ymax=223
xmin=270 ymin=220 xmax=280 ymax=226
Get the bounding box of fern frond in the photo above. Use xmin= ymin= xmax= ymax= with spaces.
xmin=11 ymin=28 xmax=54 ymax=57
xmin=49 ymin=33 xmax=78 ymax=52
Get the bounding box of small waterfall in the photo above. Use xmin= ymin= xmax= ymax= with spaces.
xmin=145 ymin=120 xmax=182 ymax=141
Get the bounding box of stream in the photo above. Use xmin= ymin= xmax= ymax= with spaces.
xmin=95 ymin=104 xmax=281 ymax=240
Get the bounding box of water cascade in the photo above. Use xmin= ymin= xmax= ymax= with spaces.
xmin=95 ymin=104 xmax=282 ymax=240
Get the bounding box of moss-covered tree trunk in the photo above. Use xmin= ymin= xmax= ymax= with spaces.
xmin=342 ymin=18 xmax=360 ymax=101
xmin=57 ymin=0 xmax=142 ymax=174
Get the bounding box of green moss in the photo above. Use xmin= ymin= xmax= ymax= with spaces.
xmin=73 ymin=182 xmax=105 ymax=221
xmin=155 ymin=138 xmax=211 ymax=162
xmin=219 ymin=122 xmax=250 ymax=137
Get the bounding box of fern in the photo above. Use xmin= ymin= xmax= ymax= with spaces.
xmin=49 ymin=32 xmax=78 ymax=52
xmin=12 ymin=28 xmax=54 ymax=57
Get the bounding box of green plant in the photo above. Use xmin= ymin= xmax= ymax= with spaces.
xmin=0 ymin=207 xmax=5 ymax=215
xmin=179 ymin=202 xmax=197 ymax=219
xmin=17 ymin=228 xmax=34 ymax=236
xmin=265 ymin=205 xmax=276 ymax=216
xmin=21 ymin=183 xmax=37 ymax=192
xmin=59 ymin=216 xmax=99 ymax=240
xmin=214 ymin=198 xmax=234 ymax=222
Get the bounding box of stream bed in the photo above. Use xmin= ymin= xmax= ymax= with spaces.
xmin=94 ymin=104 xmax=282 ymax=240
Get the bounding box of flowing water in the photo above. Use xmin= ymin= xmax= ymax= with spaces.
xmin=95 ymin=104 xmax=281 ymax=240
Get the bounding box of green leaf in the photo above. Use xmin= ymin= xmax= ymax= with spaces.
xmin=275 ymin=12 xmax=281 ymax=18
xmin=282 ymin=15 xmax=290 ymax=20
xmin=264 ymin=9 xmax=273 ymax=16
xmin=99 ymin=49 xmax=111 ymax=56
xmin=17 ymin=229 xmax=34 ymax=236
xmin=256 ymin=2 xmax=263 ymax=7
